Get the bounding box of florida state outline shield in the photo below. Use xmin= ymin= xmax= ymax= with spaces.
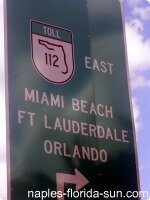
xmin=31 ymin=20 xmax=75 ymax=84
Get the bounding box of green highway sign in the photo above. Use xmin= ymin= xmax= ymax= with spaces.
xmin=5 ymin=0 xmax=140 ymax=199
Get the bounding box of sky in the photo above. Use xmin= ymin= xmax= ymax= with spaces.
xmin=0 ymin=0 xmax=150 ymax=199
xmin=123 ymin=0 xmax=150 ymax=197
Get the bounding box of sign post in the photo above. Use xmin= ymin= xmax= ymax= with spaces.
xmin=5 ymin=0 xmax=140 ymax=199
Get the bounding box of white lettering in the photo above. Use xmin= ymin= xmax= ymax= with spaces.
xmin=84 ymin=56 xmax=114 ymax=75
xmin=72 ymin=98 xmax=113 ymax=119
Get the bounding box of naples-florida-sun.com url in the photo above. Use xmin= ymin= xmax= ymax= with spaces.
xmin=27 ymin=189 xmax=150 ymax=199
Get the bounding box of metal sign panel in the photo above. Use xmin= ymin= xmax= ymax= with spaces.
xmin=5 ymin=0 xmax=140 ymax=199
